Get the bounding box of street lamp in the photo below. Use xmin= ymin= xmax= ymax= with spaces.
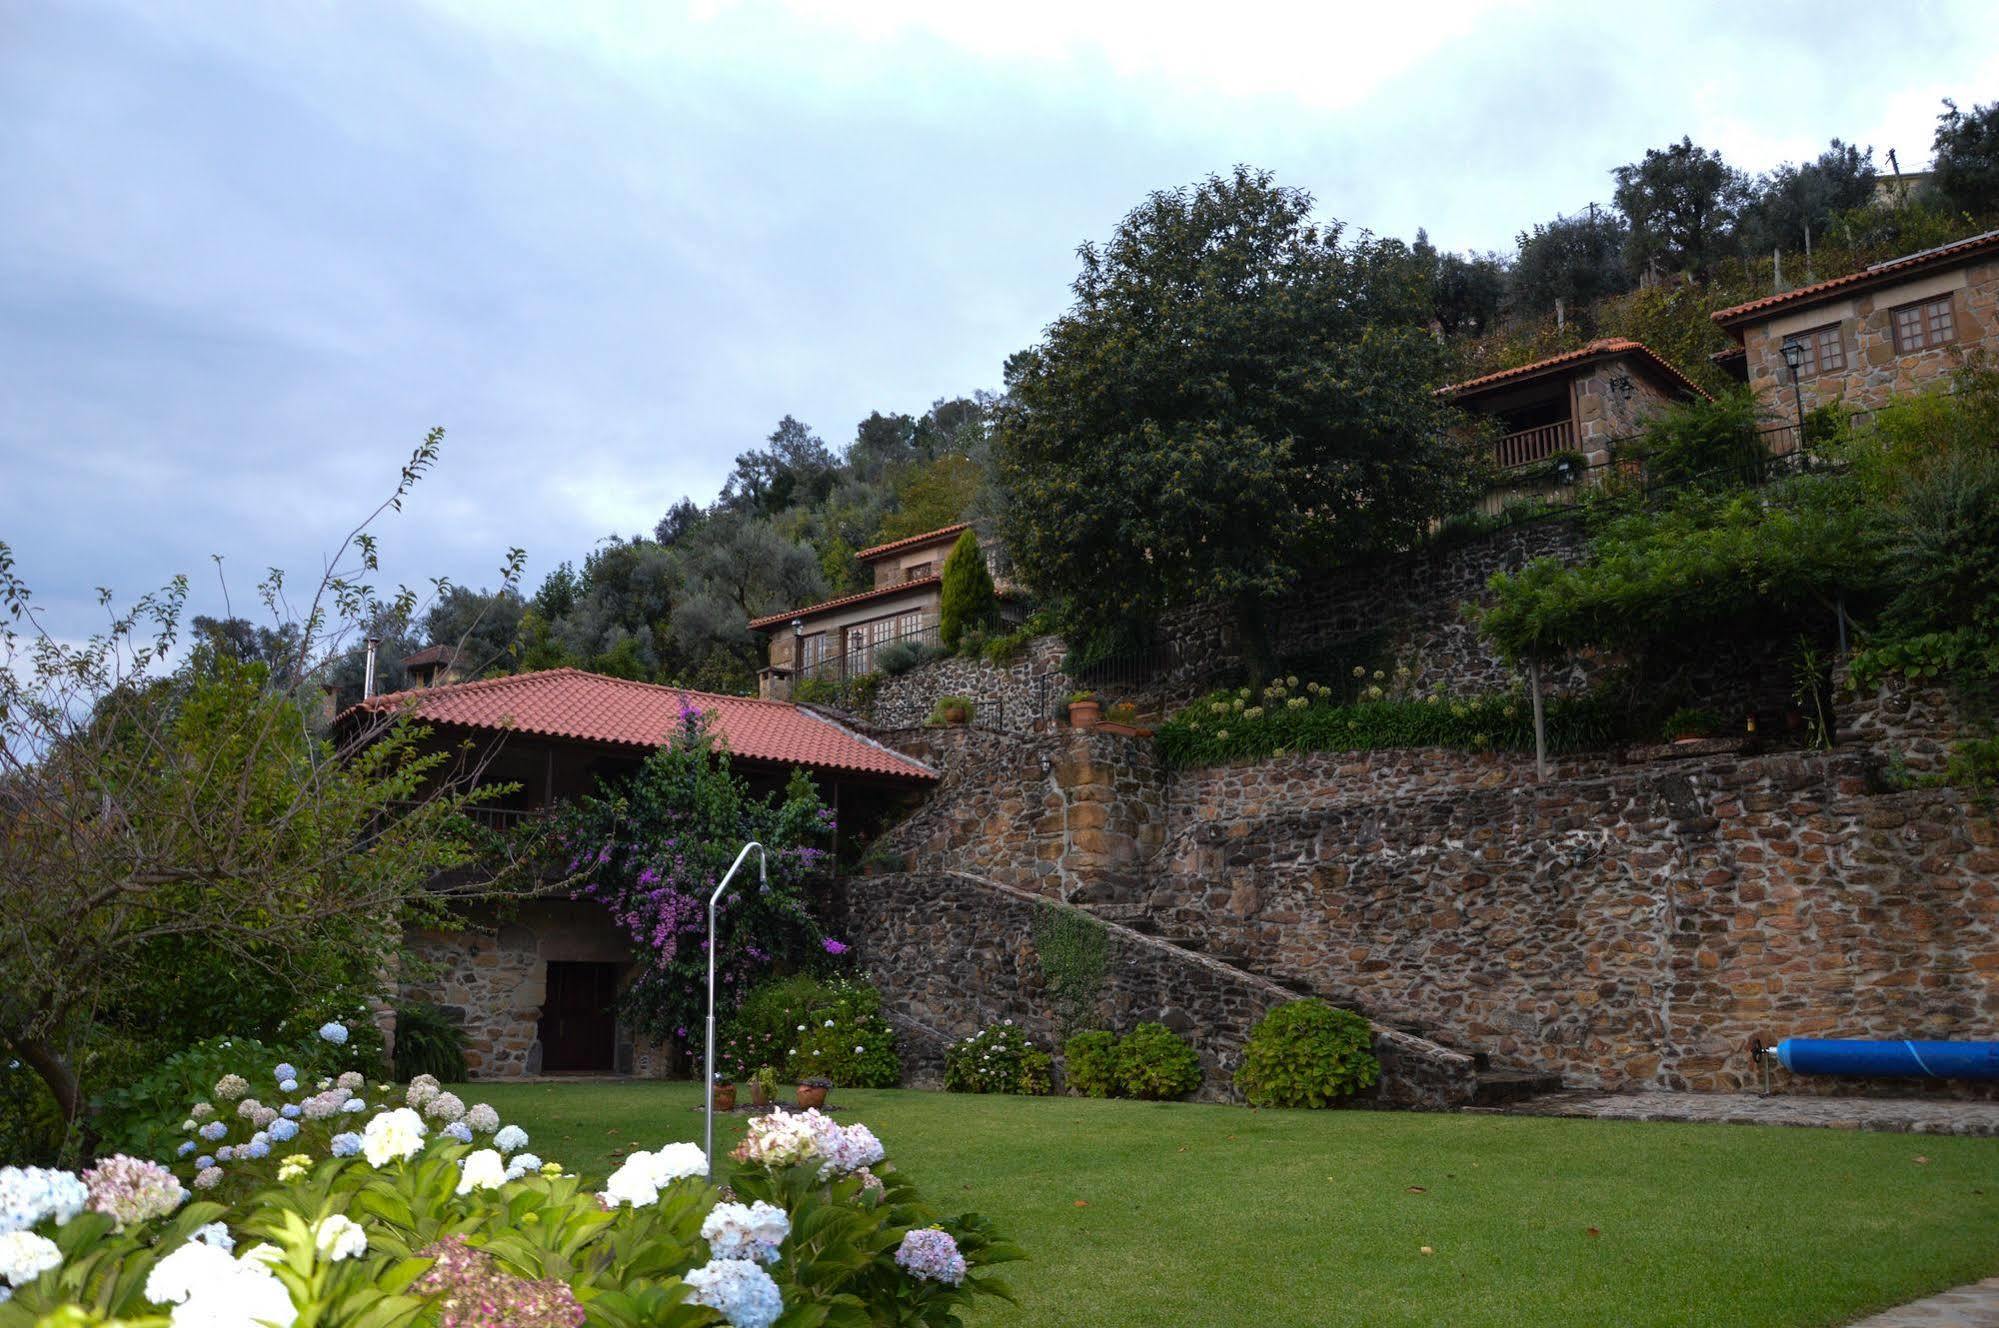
xmin=704 ymin=842 xmax=766 ymax=1172
xmin=1779 ymin=340 xmax=1808 ymax=463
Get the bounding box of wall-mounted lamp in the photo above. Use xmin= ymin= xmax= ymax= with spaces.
xmin=1608 ymin=374 xmax=1635 ymax=402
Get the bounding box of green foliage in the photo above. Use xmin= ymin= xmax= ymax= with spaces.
xmin=1626 ymin=388 xmax=1769 ymax=491
xmin=720 ymin=975 xmax=902 ymax=1088
xmin=938 ymin=529 xmax=998 ymax=651
xmin=980 ymin=619 xmax=1043 ymax=665
xmin=1030 ymin=905 xmax=1109 ymax=1035
xmin=1612 ymin=136 xmax=1751 ymax=279
xmin=1509 ymin=206 xmax=1631 ymax=324
xmin=925 ymin=695 xmax=974 ymax=725
xmin=0 ymin=1058 xmax=65 ymax=1165
xmin=1112 ymin=1024 xmax=1202 ymax=1102
xmin=1931 ymin=97 xmax=1999 ymax=216
xmin=944 ymin=1023 xmax=1052 ymax=1095
xmin=1156 ymin=678 xmax=1628 ymax=770
xmin=391 ymin=1001 xmax=468 ymax=1084
xmin=1234 ymin=999 xmax=1381 ymax=1108
xmin=1661 ymin=707 xmax=1723 ymax=741
xmin=875 ymin=638 xmax=941 ymax=676
xmin=1061 ymin=1031 xmax=1121 ymax=1098
xmin=995 ymin=166 xmax=1483 ymax=660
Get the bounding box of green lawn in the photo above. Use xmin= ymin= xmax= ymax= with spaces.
xmin=477 ymin=1082 xmax=1999 ymax=1328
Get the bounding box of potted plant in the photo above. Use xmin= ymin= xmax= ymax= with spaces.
xmin=712 ymin=1077 xmax=737 ymax=1112
xmin=1067 ymin=690 xmax=1101 ymax=729
xmin=751 ymin=1065 xmax=779 ymax=1109
xmin=796 ymin=1075 xmax=833 ymax=1109
xmin=929 ymin=695 xmax=973 ymax=726
xmin=1662 ymin=706 xmax=1721 ymax=744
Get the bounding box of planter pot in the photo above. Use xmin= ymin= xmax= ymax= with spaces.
xmin=795 ymin=1083 xmax=828 ymax=1109
xmin=713 ymin=1084 xmax=737 ymax=1112
xmin=751 ymin=1082 xmax=773 ymax=1109
xmin=942 ymin=705 xmax=968 ymax=725
xmin=1671 ymin=734 xmax=1707 ymax=745
xmin=1068 ymin=699 xmax=1101 ymax=729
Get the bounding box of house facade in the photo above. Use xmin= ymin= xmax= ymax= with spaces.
xmin=752 ymin=523 xmax=989 ymax=700
xmin=341 ymin=667 xmax=935 ymax=1078
xmin=1712 ymin=227 xmax=1999 ymax=420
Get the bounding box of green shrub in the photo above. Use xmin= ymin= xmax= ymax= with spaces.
xmin=722 ymin=975 xmax=902 ymax=1088
xmin=980 ymin=620 xmax=1042 ymax=664
xmin=1628 ymin=387 xmax=1768 ymax=491
xmin=939 ymin=529 xmax=997 ymax=650
xmin=926 ymin=695 xmax=975 ymax=725
xmin=944 ymin=1022 xmax=1052 ymax=1095
xmin=1234 ymin=999 xmax=1380 ymax=1108
xmin=1114 ymin=1023 xmax=1202 ymax=1101
xmin=1661 ymin=706 xmax=1723 ymax=740
xmin=876 ymin=639 xmax=941 ymax=676
xmin=1031 ymin=904 xmax=1108 ymax=1035
xmin=0 ymin=1056 xmax=66 ymax=1165
xmin=391 ymin=1000 xmax=467 ymax=1084
xmin=1062 ymin=1031 xmax=1120 ymax=1098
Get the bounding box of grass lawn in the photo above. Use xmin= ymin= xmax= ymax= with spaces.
xmin=477 ymin=1082 xmax=1999 ymax=1328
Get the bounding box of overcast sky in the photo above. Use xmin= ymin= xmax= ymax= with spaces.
xmin=4 ymin=0 xmax=1997 ymax=647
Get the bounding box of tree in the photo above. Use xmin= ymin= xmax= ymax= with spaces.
xmin=1932 ymin=97 xmax=1999 ymax=217
xmin=0 ymin=432 xmax=528 ymax=1149
xmin=1510 ymin=205 xmax=1632 ymax=323
xmin=1414 ymin=230 xmax=1507 ymax=337
xmin=1740 ymin=140 xmax=1878 ymax=253
xmin=652 ymin=497 xmax=706 ymax=547
xmin=720 ymin=416 xmax=838 ymax=517
xmin=873 ymin=454 xmax=983 ymax=545
xmin=419 ymin=584 xmax=525 ymax=678
xmin=994 ymin=167 xmax=1483 ymax=660
xmin=1613 ymin=137 xmax=1751 ymax=280
xmin=938 ymin=529 xmax=997 ymax=650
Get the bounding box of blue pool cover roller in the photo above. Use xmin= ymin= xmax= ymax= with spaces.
xmin=1775 ymin=1038 xmax=1999 ymax=1081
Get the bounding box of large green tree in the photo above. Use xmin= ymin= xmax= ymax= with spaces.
xmin=1613 ymin=136 xmax=1751 ymax=280
xmin=1932 ymin=97 xmax=1999 ymax=218
xmin=1509 ymin=204 xmax=1632 ymax=326
xmin=993 ymin=167 xmax=1482 ymax=660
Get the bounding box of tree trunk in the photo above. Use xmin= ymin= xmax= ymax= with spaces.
xmin=13 ymin=1033 xmax=84 ymax=1135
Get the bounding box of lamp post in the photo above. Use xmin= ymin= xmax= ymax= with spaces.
xmin=1780 ymin=340 xmax=1808 ymax=464
xmin=705 ymin=841 xmax=766 ymax=1172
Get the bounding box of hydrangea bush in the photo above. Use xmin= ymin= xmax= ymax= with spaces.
xmin=943 ymin=1023 xmax=1052 ymax=1096
xmin=1061 ymin=1024 xmax=1202 ymax=1101
xmin=718 ymin=976 xmax=901 ymax=1089
xmin=1234 ymin=999 xmax=1381 ymax=1108
xmin=0 ymin=1050 xmax=1020 ymax=1326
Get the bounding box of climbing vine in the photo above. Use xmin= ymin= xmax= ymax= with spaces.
xmin=1031 ymin=903 xmax=1109 ymax=1035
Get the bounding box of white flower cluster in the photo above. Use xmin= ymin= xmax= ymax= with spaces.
xmin=312 ymin=1214 xmax=367 ymax=1262
xmin=684 ymin=1256 xmax=784 ymax=1328
xmin=0 ymin=1230 xmax=61 ymax=1289
xmin=361 ymin=1108 xmax=427 ymax=1167
xmin=145 ymin=1239 xmax=296 ymax=1327
xmin=598 ymin=1142 xmax=708 ymax=1208
xmin=700 ymin=1200 xmax=790 ymax=1265
xmin=405 ymin=1074 xmax=442 ymax=1111
xmin=455 ymin=1150 xmax=507 ymax=1196
xmin=0 ymin=1166 xmax=87 ymax=1235
xmin=730 ymin=1109 xmax=882 ymax=1178
xmin=493 ymin=1125 xmax=530 ymax=1154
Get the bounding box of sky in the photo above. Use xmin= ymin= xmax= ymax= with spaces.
xmin=4 ymin=0 xmax=1997 ymax=649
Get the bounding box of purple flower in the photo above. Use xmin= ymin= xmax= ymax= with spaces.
xmin=821 ymin=938 xmax=850 ymax=956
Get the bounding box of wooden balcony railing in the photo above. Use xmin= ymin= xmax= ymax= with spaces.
xmin=1494 ymin=420 xmax=1575 ymax=470
xmin=386 ymin=801 xmax=550 ymax=832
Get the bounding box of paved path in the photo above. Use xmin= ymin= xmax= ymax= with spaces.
xmin=1847 ymin=1279 xmax=1999 ymax=1326
xmin=1498 ymin=1090 xmax=1999 ymax=1136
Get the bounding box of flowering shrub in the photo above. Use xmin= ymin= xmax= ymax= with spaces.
xmin=1156 ymin=677 xmax=1626 ymax=769
xmin=1114 ymin=1024 xmax=1203 ymax=1101
xmin=719 ymin=976 xmax=901 ymax=1088
xmin=0 ymin=1050 xmax=1020 ymax=1327
xmin=1234 ymin=999 xmax=1381 ymax=1108
xmin=557 ymin=706 xmax=837 ymax=1056
xmin=1061 ymin=1031 xmax=1120 ymax=1098
xmin=944 ymin=1023 xmax=1052 ymax=1096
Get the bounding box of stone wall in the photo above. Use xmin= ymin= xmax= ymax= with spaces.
xmin=1145 ymin=744 xmax=1999 ymax=1097
xmin=1837 ymin=662 xmax=1964 ymax=777
xmin=847 ymin=869 xmax=1477 ymax=1108
xmin=866 ymin=635 xmax=1068 ymax=732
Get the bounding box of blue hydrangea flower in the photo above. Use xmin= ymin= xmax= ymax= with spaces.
xmin=441 ymin=1121 xmax=473 ymax=1144
xmin=318 ymin=1022 xmax=349 ymax=1046
xmin=341 ymin=1098 xmax=365 ymax=1113
xmin=176 ymin=1140 xmax=196 ymax=1157
xmin=194 ymin=1155 xmax=214 ymax=1170
xmin=274 ymin=1063 xmax=298 ymax=1082
xmin=279 ymin=1078 xmax=299 ymax=1093
xmin=216 ymin=1147 xmax=235 ymax=1162
xmin=243 ymin=1140 xmax=270 ymax=1160
xmin=198 ymin=1121 xmax=227 ymax=1142
xmin=269 ymin=1119 xmax=299 ymax=1143
xmin=280 ymin=1105 xmax=301 ymax=1119
xmin=329 ymin=1132 xmax=362 ymax=1159
xmin=493 ymin=1125 xmax=529 ymax=1154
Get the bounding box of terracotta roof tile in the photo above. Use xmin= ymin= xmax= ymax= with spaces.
xmin=854 ymin=523 xmax=970 ymax=561
xmin=399 ymin=643 xmax=458 ymax=668
xmin=748 ymin=576 xmax=941 ymax=631
xmin=1710 ymin=228 xmax=1999 ymax=328
xmin=1438 ymin=338 xmax=1709 ymax=400
xmin=342 ymin=668 xmax=935 ymax=782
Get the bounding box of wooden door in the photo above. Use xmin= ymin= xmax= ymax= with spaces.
xmin=538 ymin=961 xmax=619 ymax=1073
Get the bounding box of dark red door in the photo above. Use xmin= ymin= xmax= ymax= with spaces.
xmin=538 ymin=961 xmax=619 ymax=1073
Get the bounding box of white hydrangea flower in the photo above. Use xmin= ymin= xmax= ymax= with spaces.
xmin=455 ymin=1150 xmax=506 ymax=1196
xmin=361 ymin=1108 xmax=427 ymax=1167
xmin=503 ymin=1152 xmax=543 ymax=1181
xmin=701 ymin=1200 xmax=790 ymax=1265
xmin=0 ymin=1230 xmax=60 ymax=1286
xmin=464 ymin=1103 xmax=500 ymax=1134
xmin=145 ymin=1239 xmax=299 ymax=1325
xmin=493 ymin=1125 xmax=529 ymax=1154
xmin=684 ymin=1257 xmax=784 ymax=1328
xmin=312 ymin=1214 xmax=367 ymax=1263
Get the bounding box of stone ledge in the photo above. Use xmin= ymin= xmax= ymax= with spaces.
xmin=1501 ymin=1090 xmax=1999 ymax=1136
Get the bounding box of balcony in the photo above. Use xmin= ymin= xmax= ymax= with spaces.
xmin=1493 ymin=419 xmax=1575 ymax=470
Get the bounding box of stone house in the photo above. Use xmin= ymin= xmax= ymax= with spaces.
xmin=752 ymin=522 xmax=1003 ymax=700
xmin=1439 ymin=338 xmax=1707 ymax=508
xmin=1711 ymin=227 xmax=1999 ymax=422
xmin=342 ymin=667 xmax=935 ymax=1078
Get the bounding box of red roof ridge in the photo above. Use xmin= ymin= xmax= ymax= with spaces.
xmin=854 ymin=523 xmax=970 ymax=561
xmin=748 ymin=575 xmax=942 ymax=631
xmin=1710 ymin=228 xmax=1999 ymax=328
xmin=1439 ymin=338 xmax=1707 ymax=401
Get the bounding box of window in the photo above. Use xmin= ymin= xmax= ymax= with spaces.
xmin=903 ymin=562 xmax=933 ymax=582
xmin=798 ymin=632 xmax=830 ymax=676
xmin=1891 ymin=295 xmax=1957 ymax=353
xmin=1781 ymin=323 xmax=1846 ymax=377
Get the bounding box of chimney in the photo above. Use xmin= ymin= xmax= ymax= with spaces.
xmin=364 ymin=637 xmax=381 ymax=700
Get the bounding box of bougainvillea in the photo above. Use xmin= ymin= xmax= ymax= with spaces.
xmin=556 ymin=702 xmax=835 ymax=1053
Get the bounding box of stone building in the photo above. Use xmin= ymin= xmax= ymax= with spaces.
xmin=1712 ymin=227 xmax=1999 ymax=421
xmin=752 ymin=523 xmax=1006 ymax=700
xmin=342 ymin=667 xmax=935 ymax=1078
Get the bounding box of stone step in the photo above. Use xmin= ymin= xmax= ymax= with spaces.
xmin=1470 ymin=1067 xmax=1564 ymax=1108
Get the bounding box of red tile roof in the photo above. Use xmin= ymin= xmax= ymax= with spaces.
xmin=1439 ymin=338 xmax=1709 ymax=401
xmin=399 ymin=643 xmax=458 ymax=668
xmin=342 ymin=668 xmax=935 ymax=782
xmin=747 ymin=576 xmax=940 ymax=631
xmin=855 ymin=523 xmax=970 ymax=562
xmin=1711 ymin=228 xmax=1999 ymax=329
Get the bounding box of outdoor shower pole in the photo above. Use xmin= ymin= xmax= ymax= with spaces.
xmin=706 ymin=841 xmax=766 ymax=1172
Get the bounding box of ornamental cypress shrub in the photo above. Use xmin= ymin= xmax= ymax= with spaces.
xmin=938 ymin=529 xmax=996 ymax=651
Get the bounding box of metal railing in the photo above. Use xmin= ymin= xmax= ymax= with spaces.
xmin=385 ymin=800 xmax=549 ymax=833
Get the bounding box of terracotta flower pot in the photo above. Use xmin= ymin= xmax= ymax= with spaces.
xmin=1068 ymin=699 xmax=1101 ymax=729
xmin=751 ymin=1082 xmax=773 ymax=1108
xmin=943 ymin=704 xmax=968 ymax=725
xmin=713 ymin=1083 xmax=737 ymax=1111
xmin=796 ymin=1083 xmax=828 ymax=1109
